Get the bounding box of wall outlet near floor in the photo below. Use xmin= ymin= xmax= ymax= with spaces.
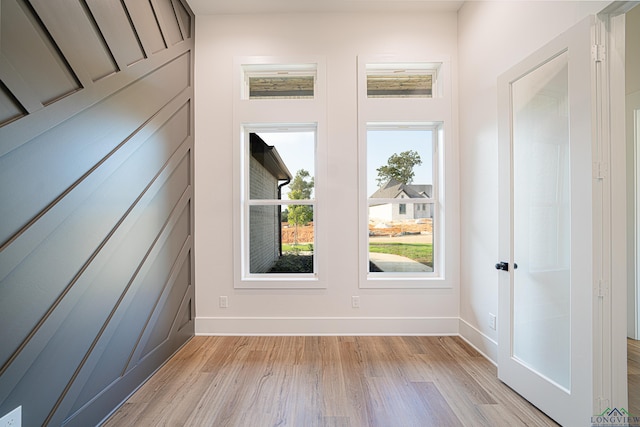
xmin=0 ymin=406 xmax=21 ymax=427
xmin=219 ymin=296 xmax=228 ymax=308
xmin=351 ymin=296 xmax=360 ymax=308
xmin=489 ymin=313 xmax=497 ymax=330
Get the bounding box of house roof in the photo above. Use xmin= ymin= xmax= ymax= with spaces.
xmin=250 ymin=133 xmax=293 ymax=181
xmin=369 ymin=178 xmax=432 ymax=199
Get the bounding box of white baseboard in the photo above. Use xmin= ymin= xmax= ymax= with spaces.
xmin=458 ymin=318 xmax=498 ymax=365
xmin=195 ymin=316 xmax=459 ymax=336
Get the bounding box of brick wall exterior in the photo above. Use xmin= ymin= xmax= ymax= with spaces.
xmin=249 ymin=157 xmax=281 ymax=273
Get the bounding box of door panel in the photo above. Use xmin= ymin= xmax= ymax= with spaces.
xmin=498 ymin=16 xmax=595 ymax=427
xmin=512 ymin=51 xmax=571 ymax=390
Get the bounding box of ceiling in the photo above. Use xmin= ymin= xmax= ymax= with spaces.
xmin=185 ymin=0 xmax=465 ymax=15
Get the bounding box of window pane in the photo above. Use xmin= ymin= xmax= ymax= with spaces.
xmin=512 ymin=52 xmax=570 ymax=389
xmin=249 ymin=75 xmax=314 ymax=99
xmin=367 ymin=73 xmax=432 ymax=98
xmin=367 ymin=129 xmax=433 ymax=197
xmin=250 ymin=131 xmax=315 ymax=200
xmin=249 ymin=205 xmax=314 ymax=274
xmin=368 ymin=206 xmax=433 ymax=273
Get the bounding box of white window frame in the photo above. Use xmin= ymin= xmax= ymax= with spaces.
xmin=242 ymin=63 xmax=317 ymax=100
xmin=365 ymin=62 xmax=442 ymax=98
xmin=358 ymin=55 xmax=456 ymax=289
xmin=241 ymin=123 xmax=318 ymax=281
xmin=233 ymin=56 xmax=327 ymax=289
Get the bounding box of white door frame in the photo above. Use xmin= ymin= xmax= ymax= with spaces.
xmin=629 ymin=89 xmax=640 ymax=341
xmin=598 ymin=2 xmax=635 ymax=412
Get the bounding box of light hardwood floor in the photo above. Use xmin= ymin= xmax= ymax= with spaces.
xmin=630 ymin=338 xmax=640 ymax=417
xmin=103 ymin=336 xmax=558 ymax=427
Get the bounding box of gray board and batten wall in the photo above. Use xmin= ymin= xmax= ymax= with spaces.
xmin=0 ymin=0 xmax=195 ymax=425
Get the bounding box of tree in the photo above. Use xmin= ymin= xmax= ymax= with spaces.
xmin=376 ymin=150 xmax=422 ymax=187
xmin=287 ymin=169 xmax=314 ymax=245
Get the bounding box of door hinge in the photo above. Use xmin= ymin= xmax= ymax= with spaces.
xmin=592 ymin=44 xmax=606 ymax=62
xmin=593 ymin=162 xmax=608 ymax=180
xmin=595 ymin=280 xmax=609 ymax=297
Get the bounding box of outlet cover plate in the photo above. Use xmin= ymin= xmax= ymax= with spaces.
xmin=0 ymin=406 xmax=21 ymax=427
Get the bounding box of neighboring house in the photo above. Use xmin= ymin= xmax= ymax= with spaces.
xmin=249 ymin=133 xmax=293 ymax=273
xmin=369 ymin=178 xmax=433 ymax=222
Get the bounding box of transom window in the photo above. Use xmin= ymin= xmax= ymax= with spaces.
xmin=242 ymin=64 xmax=317 ymax=100
xmin=366 ymin=63 xmax=441 ymax=98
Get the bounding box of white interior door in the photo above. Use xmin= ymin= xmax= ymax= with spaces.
xmin=497 ymin=17 xmax=596 ymax=427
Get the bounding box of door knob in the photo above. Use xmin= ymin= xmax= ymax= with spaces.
xmin=495 ymin=262 xmax=509 ymax=271
xmin=495 ymin=262 xmax=518 ymax=271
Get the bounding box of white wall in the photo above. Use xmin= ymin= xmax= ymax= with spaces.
xmin=194 ymin=12 xmax=460 ymax=334
xmin=458 ymin=1 xmax=610 ymax=361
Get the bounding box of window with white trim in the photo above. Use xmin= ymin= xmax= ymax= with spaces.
xmin=242 ymin=126 xmax=317 ymax=277
xmin=233 ymin=57 xmax=326 ymax=289
xmin=358 ymin=56 xmax=452 ymax=288
xmin=365 ymin=124 xmax=439 ymax=276
xmin=366 ymin=63 xmax=440 ymax=98
xmin=242 ymin=64 xmax=317 ymax=100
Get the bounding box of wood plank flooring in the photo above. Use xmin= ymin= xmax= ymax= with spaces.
xmin=103 ymin=336 xmax=558 ymax=427
xmin=630 ymin=338 xmax=640 ymax=417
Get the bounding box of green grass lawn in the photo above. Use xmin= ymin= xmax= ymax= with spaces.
xmin=282 ymin=243 xmax=313 ymax=253
xmin=369 ymin=243 xmax=433 ymax=267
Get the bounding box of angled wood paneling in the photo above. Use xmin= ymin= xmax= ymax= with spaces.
xmin=30 ymin=0 xmax=119 ymax=83
xmin=173 ymin=0 xmax=193 ymax=40
xmin=1 ymin=0 xmax=81 ymax=108
xmin=0 ymin=82 xmax=26 ymax=126
xmin=0 ymin=0 xmax=192 ymax=129
xmin=85 ymin=0 xmax=146 ymax=67
xmin=0 ymin=0 xmax=195 ymax=425
xmin=64 ymin=201 xmax=192 ymax=418
xmin=0 ymin=52 xmax=191 ymax=249
xmin=152 ymin=0 xmax=185 ymax=46
xmin=124 ymin=0 xmax=168 ymax=55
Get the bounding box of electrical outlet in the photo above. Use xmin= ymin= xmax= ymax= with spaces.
xmin=489 ymin=313 xmax=497 ymax=330
xmin=219 ymin=296 xmax=228 ymax=308
xmin=351 ymin=296 xmax=360 ymax=308
xmin=0 ymin=406 xmax=21 ymax=427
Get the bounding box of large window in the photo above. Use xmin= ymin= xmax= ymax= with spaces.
xmin=366 ymin=125 xmax=438 ymax=276
xmin=243 ymin=126 xmax=317 ymax=277
xmin=233 ymin=57 xmax=326 ymax=289
xmin=358 ymin=55 xmax=453 ymax=288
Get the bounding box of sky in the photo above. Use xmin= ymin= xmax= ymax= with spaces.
xmin=256 ymin=128 xmax=433 ymax=199
xmin=256 ymin=131 xmax=315 ymax=200
xmin=366 ymin=129 xmax=433 ymax=195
